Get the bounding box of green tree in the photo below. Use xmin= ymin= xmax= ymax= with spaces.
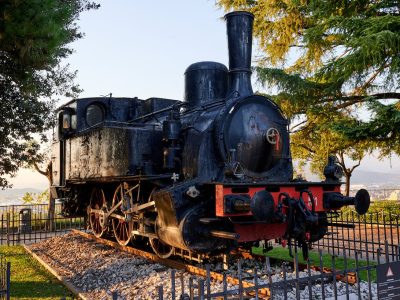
xmin=22 ymin=190 xmax=49 ymax=204
xmin=0 ymin=0 xmax=99 ymax=188
xmin=291 ymin=110 xmax=372 ymax=195
xmin=217 ymin=1 xmax=399 ymax=191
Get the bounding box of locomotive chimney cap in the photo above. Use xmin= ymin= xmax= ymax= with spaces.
xmin=224 ymin=11 xmax=254 ymax=19
xmin=184 ymin=61 xmax=228 ymax=74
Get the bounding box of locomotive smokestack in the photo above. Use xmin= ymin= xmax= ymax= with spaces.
xmin=225 ymin=11 xmax=254 ymax=97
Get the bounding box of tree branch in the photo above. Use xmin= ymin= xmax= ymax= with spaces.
xmin=353 ymin=61 xmax=391 ymax=94
xmin=349 ymin=157 xmax=362 ymax=173
xmin=293 ymin=143 xmax=316 ymax=154
xmin=33 ymin=162 xmax=48 ymax=177
xmin=325 ymin=92 xmax=400 ymax=109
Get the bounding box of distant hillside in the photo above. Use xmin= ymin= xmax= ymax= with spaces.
xmin=0 ymin=188 xmax=43 ymax=205
xmin=351 ymin=170 xmax=400 ymax=186
xmin=301 ymin=168 xmax=400 ymax=188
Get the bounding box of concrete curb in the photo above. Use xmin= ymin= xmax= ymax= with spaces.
xmin=23 ymin=244 xmax=89 ymax=300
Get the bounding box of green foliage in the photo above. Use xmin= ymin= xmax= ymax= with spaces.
xmin=22 ymin=190 xmax=49 ymax=204
xmin=341 ymin=200 xmax=400 ymax=222
xmin=217 ymin=0 xmax=399 ymax=189
xmin=0 ymin=0 xmax=99 ymax=188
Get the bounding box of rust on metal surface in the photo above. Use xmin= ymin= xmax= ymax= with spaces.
xmin=311 ymin=266 xmax=358 ymax=284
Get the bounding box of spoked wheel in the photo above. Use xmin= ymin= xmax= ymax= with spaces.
xmin=88 ymin=187 xmax=108 ymax=238
xmin=111 ymin=184 xmax=133 ymax=246
xmin=150 ymin=238 xmax=174 ymax=259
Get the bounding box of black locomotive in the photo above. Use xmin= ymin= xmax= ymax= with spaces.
xmin=51 ymin=11 xmax=370 ymax=259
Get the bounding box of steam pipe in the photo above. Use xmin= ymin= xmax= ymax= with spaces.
xmin=210 ymin=230 xmax=240 ymax=240
xmin=225 ymin=11 xmax=254 ymax=97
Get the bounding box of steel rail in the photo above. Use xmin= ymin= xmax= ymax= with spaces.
xmin=72 ymin=230 xmax=271 ymax=298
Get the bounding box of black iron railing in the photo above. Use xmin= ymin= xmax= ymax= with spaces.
xmin=0 ymin=256 xmax=10 ymax=300
xmin=0 ymin=204 xmax=86 ymax=245
xmin=314 ymin=209 xmax=400 ymax=261
xmin=153 ymin=246 xmax=389 ymax=300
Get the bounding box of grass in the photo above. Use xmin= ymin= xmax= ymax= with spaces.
xmin=253 ymin=246 xmax=377 ymax=282
xmin=0 ymin=246 xmax=75 ymax=299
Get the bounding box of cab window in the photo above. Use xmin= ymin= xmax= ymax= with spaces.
xmin=86 ymin=103 xmax=105 ymax=126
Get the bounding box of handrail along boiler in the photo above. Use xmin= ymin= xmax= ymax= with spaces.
xmin=51 ymin=11 xmax=370 ymax=259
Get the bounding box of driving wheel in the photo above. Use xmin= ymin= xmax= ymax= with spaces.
xmin=88 ymin=187 xmax=108 ymax=238
xmin=111 ymin=184 xmax=133 ymax=246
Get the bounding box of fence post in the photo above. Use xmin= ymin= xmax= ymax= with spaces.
xmin=180 ymin=272 xmax=185 ymax=298
xmin=223 ymin=272 xmax=227 ymax=300
xmin=198 ymin=279 xmax=204 ymax=300
xmin=6 ymin=213 xmax=9 ymax=247
xmin=6 ymin=261 xmax=10 ymax=300
xmin=238 ymin=259 xmax=243 ymax=300
xmin=398 ymin=244 xmax=400 ymax=261
xmin=318 ymin=251 xmax=325 ymax=300
xmin=206 ymin=264 xmax=211 ymax=300
xmin=11 ymin=207 xmax=14 ymax=246
xmin=343 ymin=251 xmax=349 ymax=300
xmin=158 ymin=285 xmax=163 ymax=300
xmin=171 ymin=269 xmax=176 ymax=300
xmin=282 ymin=263 xmax=288 ymax=300
xmin=385 ymin=240 xmax=390 ymax=263
xmin=189 ymin=277 xmax=194 ymax=300
xmin=354 ymin=251 xmax=361 ymax=300
xmin=0 ymin=215 xmax=2 ymax=246
xmin=253 ymin=267 xmax=259 ymax=300
xmin=331 ymin=255 xmax=338 ymax=299
xmin=294 ymin=253 xmax=300 ymax=300
xmin=307 ymin=258 xmax=312 ymax=300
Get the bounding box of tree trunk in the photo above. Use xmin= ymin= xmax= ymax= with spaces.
xmin=33 ymin=161 xmax=55 ymax=231
xmin=344 ymin=172 xmax=351 ymax=197
xmin=46 ymin=163 xmax=55 ymax=231
xmin=48 ymin=194 xmax=55 ymax=231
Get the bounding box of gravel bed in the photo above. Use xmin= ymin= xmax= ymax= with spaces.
xmin=28 ymin=232 xmax=231 ymax=299
xmin=208 ymin=260 xmax=378 ymax=300
xmin=28 ymin=232 xmax=378 ymax=299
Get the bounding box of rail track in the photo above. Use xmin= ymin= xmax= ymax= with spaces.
xmin=24 ymin=229 xmax=367 ymax=299
xmin=72 ymin=230 xmax=271 ymax=299
xmin=71 ymin=230 xmax=360 ymax=297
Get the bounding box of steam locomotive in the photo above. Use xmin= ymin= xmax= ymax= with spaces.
xmin=51 ymin=11 xmax=370 ymax=259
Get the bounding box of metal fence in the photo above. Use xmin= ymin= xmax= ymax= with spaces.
xmin=153 ymin=246 xmax=390 ymax=300
xmin=0 ymin=204 xmax=86 ymax=245
xmin=0 ymin=256 xmax=10 ymax=300
xmin=314 ymin=209 xmax=400 ymax=262
xmin=0 ymin=203 xmax=63 ymax=218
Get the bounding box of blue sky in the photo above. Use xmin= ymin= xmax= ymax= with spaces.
xmin=8 ymin=0 xmax=400 ymax=189
xmin=67 ymin=1 xmax=228 ymax=100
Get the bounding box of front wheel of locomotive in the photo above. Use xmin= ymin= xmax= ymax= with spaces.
xmin=150 ymin=218 xmax=174 ymax=258
xmin=149 ymin=237 xmax=174 ymax=259
xmin=111 ymin=184 xmax=133 ymax=246
xmin=88 ymin=187 xmax=108 ymax=238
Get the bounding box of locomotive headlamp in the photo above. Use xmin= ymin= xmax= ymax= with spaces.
xmin=224 ymin=194 xmax=251 ymax=213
